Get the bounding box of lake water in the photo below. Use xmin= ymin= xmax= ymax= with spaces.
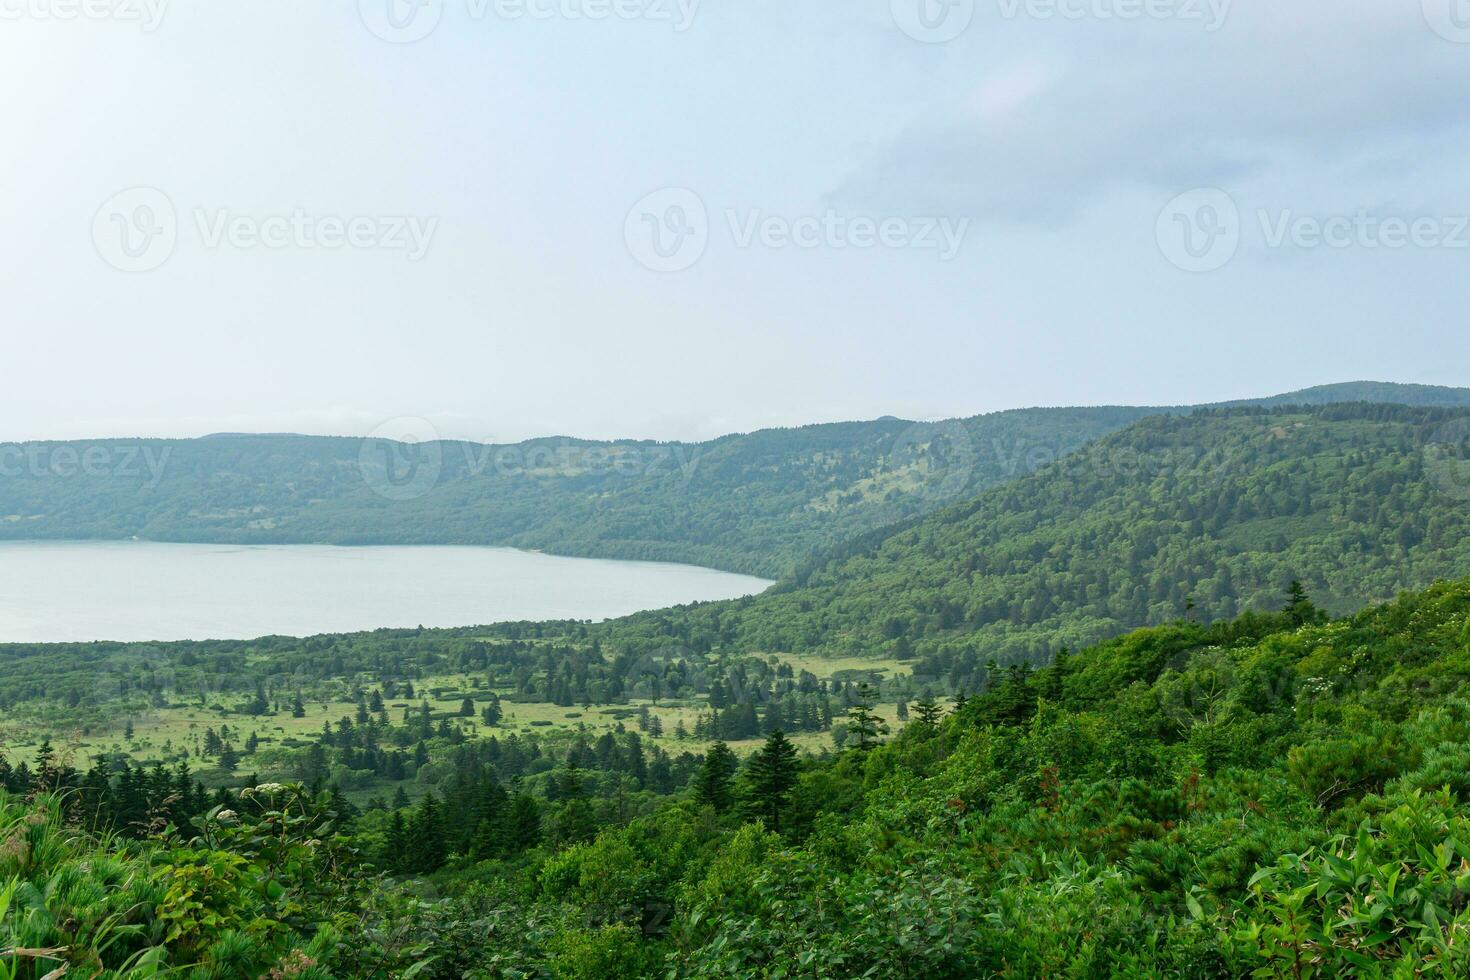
xmin=0 ymin=541 xmax=772 ymax=643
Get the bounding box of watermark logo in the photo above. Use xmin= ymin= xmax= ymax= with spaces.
xmin=93 ymin=187 xmax=437 ymax=273
xmin=1258 ymin=210 xmax=1469 ymax=252
xmin=1156 ymin=188 xmax=1240 ymax=273
xmin=193 ymin=209 xmax=437 ymax=260
xmin=996 ymin=0 xmax=1230 ymax=31
xmin=892 ymin=0 xmax=975 ymax=43
xmin=0 ymin=442 xmax=171 ymax=487
xmin=1423 ymin=0 xmax=1470 ymax=43
xmin=1424 ymin=417 xmax=1470 ymax=501
xmin=358 ymin=417 xmax=444 ymax=501
xmin=360 ymin=0 xmax=700 ymax=42
xmin=886 ymin=420 xmax=977 ymax=505
xmin=0 ymin=0 xmax=168 ymax=30
xmin=483 ymin=0 xmax=699 ymax=29
xmin=93 ymin=187 xmax=177 ymax=273
xmin=625 ymin=188 xmax=709 ymax=273
xmin=358 ymin=0 xmax=443 ymax=43
xmin=726 ymin=210 xmax=969 ymax=260
xmin=1159 ymin=187 xmax=1470 ymax=273
xmin=625 ymin=188 xmax=970 ymax=272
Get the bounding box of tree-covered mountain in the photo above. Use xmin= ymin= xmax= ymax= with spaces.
xmin=591 ymin=402 xmax=1470 ymax=669
xmin=1 ymin=381 xmax=1464 ymax=578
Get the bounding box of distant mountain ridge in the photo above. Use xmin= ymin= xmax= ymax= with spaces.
xmin=0 ymin=381 xmax=1464 ymax=577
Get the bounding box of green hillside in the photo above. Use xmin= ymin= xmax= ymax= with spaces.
xmin=11 ymin=575 xmax=1470 ymax=975
xmin=1 ymin=382 xmax=1463 ymax=578
xmin=591 ymin=402 xmax=1470 ymax=670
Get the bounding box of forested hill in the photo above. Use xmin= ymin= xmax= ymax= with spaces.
xmin=591 ymin=402 xmax=1470 ymax=670
xmin=1 ymin=381 xmax=1464 ymax=578
xmin=0 ymin=409 xmax=1152 ymax=577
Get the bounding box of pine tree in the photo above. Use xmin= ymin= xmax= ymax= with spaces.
xmin=506 ymin=793 xmax=541 ymax=852
xmin=743 ymin=730 xmax=799 ymax=832
xmin=409 ymin=793 xmax=447 ymax=872
xmin=912 ymin=693 xmax=943 ymax=728
xmin=291 ymin=693 xmax=306 ymax=718
xmin=846 ymin=683 xmax=888 ymax=751
xmin=481 ymin=697 xmax=502 ymax=727
xmin=1284 ymin=579 xmax=1324 ymax=626
xmin=694 ymin=741 xmax=738 ymax=813
xmin=218 ymin=743 xmax=240 ymax=773
xmin=1039 ymin=647 xmax=1071 ymax=701
xmin=385 ymin=811 xmax=409 ymax=873
xmin=460 ymin=698 xmax=475 ymax=717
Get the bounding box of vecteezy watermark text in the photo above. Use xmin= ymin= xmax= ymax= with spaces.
xmin=624 ymin=188 xmax=970 ymax=273
xmin=194 ymin=209 xmax=437 ymax=261
xmin=996 ymin=0 xmax=1230 ymax=30
xmin=890 ymin=0 xmax=1229 ymax=43
xmin=93 ymin=187 xmax=437 ymax=273
xmin=358 ymin=0 xmax=699 ymax=43
xmin=0 ymin=443 xmax=171 ymax=487
xmin=357 ymin=417 xmax=706 ymax=500
xmin=1157 ymin=188 xmax=1470 ymax=273
xmin=0 ymin=0 xmax=167 ymax=30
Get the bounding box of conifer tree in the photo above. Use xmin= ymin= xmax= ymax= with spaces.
xmin=846 ymin=683 xmax=888 ymax=751
xmin=743 ymin=730 xmax=799 ymax=832
xmin=694 ymin=741 xmax=738 ymax=813
xmin=912 ymin=693 xmax=943 ymax=728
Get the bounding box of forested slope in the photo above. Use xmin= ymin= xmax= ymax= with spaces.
xmin=592 ymin=402 xmax=1470 ymax=671
xmin=2 ymin=381 xmax=1464 ymax=577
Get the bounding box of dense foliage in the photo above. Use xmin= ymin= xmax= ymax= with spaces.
xmin=10 ymin=578 xmax=1470 ymax=975
xmin=589 ymin=402 xmax=1470 ymax=670
xmin=3 ymin=382 xmax=1463 ymax=578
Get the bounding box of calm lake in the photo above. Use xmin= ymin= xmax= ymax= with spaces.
xmin=0 ymin=541 xmax=772 ymax=643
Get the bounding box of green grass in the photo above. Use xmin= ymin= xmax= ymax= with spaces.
xmin=0 ymin=653 xmax=910 ymax=775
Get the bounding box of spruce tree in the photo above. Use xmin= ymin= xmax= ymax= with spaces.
xmin=912 ymin=693 xmax=943 ymax=728
xmin=694 ymin=741 xmax=738 ymax=813
xmin=846 ymin=683 xmax=888 ymax=751
xmin=743 ymin=730 xmax=799 ymax=832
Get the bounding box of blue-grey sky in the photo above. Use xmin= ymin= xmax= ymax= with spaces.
xmin=2 ymin=1 xmax=1468 ymax=444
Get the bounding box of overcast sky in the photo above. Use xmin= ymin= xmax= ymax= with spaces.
xmin=2 ymin=1 xmax=1468 ymax=444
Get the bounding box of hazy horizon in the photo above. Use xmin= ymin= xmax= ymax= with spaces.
xmin=4 ymin=4 xmax=1469 ymax=445
xmin=1 ymin=378 xmax=1463 ymax=446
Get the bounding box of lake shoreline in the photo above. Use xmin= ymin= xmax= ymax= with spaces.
xmin=0 ymin=540 xmax=773 ymax=644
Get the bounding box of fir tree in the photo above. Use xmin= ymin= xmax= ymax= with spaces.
xmin=912 ymin=693 xmax=943 ymax=728
xmin=218 ymin=743 xmax=240 ymax=773
xmin=846 ymin=683 xmax=888 ymax=751
xmin=743 ymin=730 xmax=799 ymax=832
xmin=694 ymin=741 xmax=738 ymax=813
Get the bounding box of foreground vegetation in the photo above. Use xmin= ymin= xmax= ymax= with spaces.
xmin=9 ymin=577 xmax=1470 ymax=975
